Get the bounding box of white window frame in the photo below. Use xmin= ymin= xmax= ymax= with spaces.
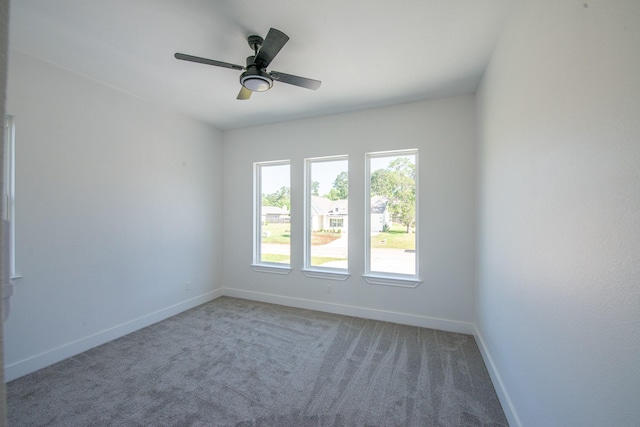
xmin=3 ymin=115 xmax=19 ymax=280
xmin=364 ymin=149 xmax=420 ymax=287
xmin=252 ymin=160 xmax=291 ymax=275
xmin=302 ymin=155 xmax=349 ymax=281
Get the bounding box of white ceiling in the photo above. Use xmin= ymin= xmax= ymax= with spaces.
xmin=8 ymin=0 xmax=513 ymax=131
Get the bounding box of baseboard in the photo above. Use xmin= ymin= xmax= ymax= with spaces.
xmin=221 ymin=288 xmax=475 ymax=335
xmin=4 ymin=289 xmax=224 ymax=382
xmin=473 ymin=325 xmax=522 ymax=427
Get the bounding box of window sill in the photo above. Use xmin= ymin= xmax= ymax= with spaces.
xmin=251 ymin=264 xmax=292 ymax=275
xmin=302 ymin=268 xmax=350 ymax=281
xmin=363 ymin=274 xmax=421 ymax=288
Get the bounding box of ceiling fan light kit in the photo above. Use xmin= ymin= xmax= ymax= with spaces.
xmin=175 ymin=28 xmax=321 ymax=100
xmin=240 ymin=71 xmax=272 ymax=92
xmin=240 ymin=59 xmax=273 ymax=92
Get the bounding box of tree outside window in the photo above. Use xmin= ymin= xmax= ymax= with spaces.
xmin=367 ymin=151 xmax=417 ymax=277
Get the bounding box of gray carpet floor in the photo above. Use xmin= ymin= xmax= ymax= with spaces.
xmin=7 ymin=297 xmax=508 ymax=426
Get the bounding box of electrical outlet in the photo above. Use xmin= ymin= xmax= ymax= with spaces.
xmin=186 ymin=281 xmax=191 ymax=291
xmin=326 ymin=284 xmax=333 ymax=294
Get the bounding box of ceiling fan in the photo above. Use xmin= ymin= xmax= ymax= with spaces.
xmin=175 ymin=28 xmax=321 ymax=100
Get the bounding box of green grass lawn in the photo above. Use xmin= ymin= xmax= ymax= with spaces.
xmin=261 ymin=223 xmax=291 ymax=244
xmin=371 ymin=224 xmax=415 ymax=249
xmin=262 ymin=222 xmax=414 ymax=250
xmin=261 ymin=254 xmax=290 ymax=263
xmin=261 ymin=254 xmax=345 ymax=265
xmin=311 ymin=256 xmax=346 ymax=265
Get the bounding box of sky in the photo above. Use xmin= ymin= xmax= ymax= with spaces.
xmin=260 ymin=159 xmax=348 ymax=195
xmin=310 ymin=159 xmax=348 ymax=196
xmin=260 ymin=163 xmax=290 ymax=194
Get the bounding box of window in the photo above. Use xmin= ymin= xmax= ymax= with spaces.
xmin=303 ymin=156 xmax=349 ymax=279
xmin=365 ymin=150 xmax=419 ymax=286
xmin=3 ymin=115 xmax=17 ymax=279
xmin=253 ymin=160 xmax=291 ymax=273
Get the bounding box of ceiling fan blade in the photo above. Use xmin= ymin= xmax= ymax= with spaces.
xmin=237 ymin=86 xmax=252 ymax=100
xmin=174 ymin=53 xmax=244 ymax=71
xmin=270 ymin=71 xmax=321 ymax=90
xmin=255 ymin=28 xmax=289 ymax=68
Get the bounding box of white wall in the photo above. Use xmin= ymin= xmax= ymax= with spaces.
xmin=476 ymin=1 xmax=640 ymax=426
xmin=0 ymin=0 xmax=9 ymax=422
xmin=4 ymin=51 xmax=224 ymax=380
xmin=222 ymin=96 xmax=477 ymax=332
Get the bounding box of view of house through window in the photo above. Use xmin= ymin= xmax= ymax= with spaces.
xmin=305 ymin=156 xmax=348 ymax=270
xmin=256 ymin=161 xmax=290 ymax=265
xmin=367 ymin=151 xmax=417 ymax=276
xmin=256 ymin=152 xmax=417 ymax=282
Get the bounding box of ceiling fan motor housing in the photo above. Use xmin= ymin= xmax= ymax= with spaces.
xmin=240 ymin=57 xmax=273 ymax=92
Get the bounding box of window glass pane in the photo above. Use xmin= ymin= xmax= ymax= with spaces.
xmin=258 ymin=162 xmax=290 ymax=264
xmin=368 ymin=152 xmax=416 ymax=275
xmin=307 ymin=158 xmax=348 ymax=269
xmin=3 ymin=115 xmax=16 ymax=277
